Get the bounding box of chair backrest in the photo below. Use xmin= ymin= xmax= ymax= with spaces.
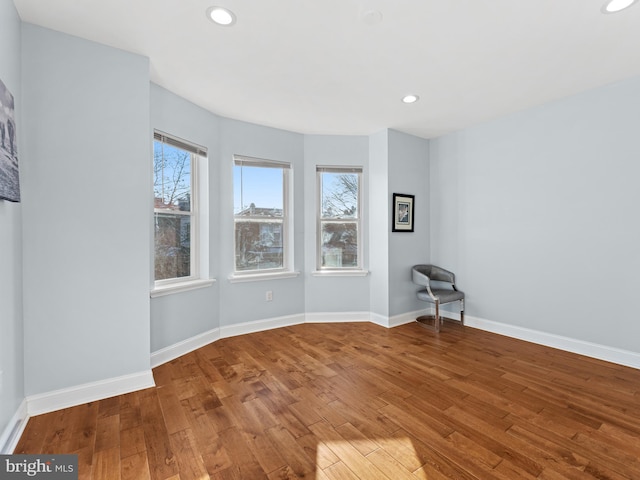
xmin=412 ymin=264 xmax=455 ymax=285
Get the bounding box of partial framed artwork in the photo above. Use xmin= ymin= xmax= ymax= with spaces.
xmin=0 ymin=77 xmax=19 ymax=202
xmin=392 ymin=193 xmax=414 ymax=232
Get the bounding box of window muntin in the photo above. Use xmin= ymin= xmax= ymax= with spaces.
xmin=317 ymin=167 xmax=363 ymax=270
xmin=153 ymin=132 xmax=205 ymax=284
xmin=233 ymin=156 xmax=291 ymax=273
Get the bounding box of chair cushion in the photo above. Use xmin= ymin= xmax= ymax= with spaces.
xmin=417 ymin=288 xmax=464 ymax=304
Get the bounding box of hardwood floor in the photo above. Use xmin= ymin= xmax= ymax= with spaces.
xmin=15 ymin=321 xmax=640 ymax=479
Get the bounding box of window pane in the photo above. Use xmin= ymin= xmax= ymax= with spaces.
xmin=321 ymin=172 xmax=358 ymax=219
xmin=154 ymin=141 xmax=192 ymax=212
xmin=154 ymin=212 xmax=191 ymax=280
xmin=235 ymin=220 xmax=283 ymax=271
xmin=321 ymin=222 xmax=358 ymax=268
xmin=234 ymin=165 xmax=283 ymax=216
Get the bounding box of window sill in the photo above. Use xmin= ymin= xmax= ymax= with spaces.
xmin=228 ymin=270 xmax=301 ymax=283
xmin=311 ymin=269 xmax=370 ymax=277
xmin=151 ymin=278 xmax=216 ymax=298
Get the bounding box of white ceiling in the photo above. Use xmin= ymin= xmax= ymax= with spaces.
xmin=13 ymin=0 xmax=640 ymax=139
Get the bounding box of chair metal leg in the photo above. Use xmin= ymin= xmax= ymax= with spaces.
xmin=460 ymin=299 xmax=465 ymax=325
xmin=416 ymin=299 xmax=441 ymax=333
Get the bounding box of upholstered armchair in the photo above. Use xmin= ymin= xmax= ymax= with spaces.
xmin=412 ymin=264 xmax=465 ymax=332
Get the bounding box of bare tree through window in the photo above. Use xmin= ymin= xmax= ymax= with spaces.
xmin=154 ymin=139 xmax=193 ymax=281
xmin=318 ymin=169 xmax=361 ymax=269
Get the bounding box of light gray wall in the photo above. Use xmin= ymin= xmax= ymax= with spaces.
xmin=218 ymin=118 xmax=305 ymax=326
xmin=368 ymin=129 xmax=431 ymax=320
xmin=0 ymin=0 xmax=24 ymax=443
xmin=21 ymin=25 xmax=151 ymax=395
xmin=430 ymin=76 xmax=640 ymax=352
xmin=368 ymin=130 xmax=390 ymax=318
xmin=304 ymin=135 xmax=370 ymax=313
xmin=149 ymin=84 xmax=220 ymax=351
xmin=388 ymin=130 xmax=430 ymax=317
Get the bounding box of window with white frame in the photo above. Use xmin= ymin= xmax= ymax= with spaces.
xmin=233 ymin=155 xmax=291 ymax=273
xmin=153 ymin=131 xmax=206 ymax=285
xmin=317 ymin=166 xmax=363 ymax=270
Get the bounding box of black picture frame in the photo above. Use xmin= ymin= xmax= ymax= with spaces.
xmin=392 ymin=193 xmax=414 ymax=232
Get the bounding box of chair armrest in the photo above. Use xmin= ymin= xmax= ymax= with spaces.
xmin=412 ymin=265 xmax=432 ymax=287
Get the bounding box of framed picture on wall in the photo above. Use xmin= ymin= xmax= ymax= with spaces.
xmin=392 ymin=193 xmax=414 ymax=232
xmin=0 ymin=77 xmax=20 ymax=202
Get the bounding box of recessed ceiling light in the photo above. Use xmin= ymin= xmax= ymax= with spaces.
xmin=602 ymin=0 xmax=638 ymax=13
xmin=402 ymin=95 xmax=420 ymax=104
xmin=206 ymin=6 xmax=236 ymax=26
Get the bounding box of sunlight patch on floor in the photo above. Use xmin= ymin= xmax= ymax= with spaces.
xmin=316 ymin=436 xmax=428 ymax=479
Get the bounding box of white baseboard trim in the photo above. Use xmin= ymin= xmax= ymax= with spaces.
xmin=369 ymin=312 xmax=389 ymax=327
xmin=152 ymin=311 xmax=420 ymax=361
xmin=0 ymin=399 xmax=28 ymax=454
xmin=152 ymin=308 xmax=640 ymax=372
xmin=220 ymin=313 xmax=306 ymax=339
xmin=26 ymin=370 xmax=156 ymax=417
xmin=306 ymin=311 xmax=371 ymax=324
xmin=152 ymin=312 xmax=369 ymax=369
xmin=151 ymin=328 xmax=221 ymax=368
xmin=466 ymin=315 xmax=640 ymax=370
xmin=388 ymin=308 xmax=431 ymax=328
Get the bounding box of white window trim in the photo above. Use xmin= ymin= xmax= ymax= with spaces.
xmin=228 ymin=270 xmax=301 ymax=283
xmin=152 ymin=131 xmax=213 ymax=295
xmin=232 ymin=155 xmax=294 ymax=277
xmin=316 ymin=165 xmax=365 ymax=272
xmin=311 ymin=269 xmax=369 ymax=277
xmin=151 ymin=278 xmax=216 ymax=297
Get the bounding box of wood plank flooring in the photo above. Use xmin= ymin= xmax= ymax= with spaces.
xmin=15 ymin=321 xmax=640 ymax=479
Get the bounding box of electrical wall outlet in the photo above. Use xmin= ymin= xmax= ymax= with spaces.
xmin=266 ymin=291 xmax=273 ymax=301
